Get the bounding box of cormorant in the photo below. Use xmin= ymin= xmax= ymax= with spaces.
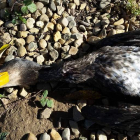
xmin=1 ymin=30 xmax=140 ymax=98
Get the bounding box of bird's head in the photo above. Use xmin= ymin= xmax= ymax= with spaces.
xmin=0 ymin=58 xmax=43 ymax=88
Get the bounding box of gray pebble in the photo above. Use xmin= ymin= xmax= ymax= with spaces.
xmin=27 ymin=42 xmax=38 ymax=51
xmin=62 ymin=128 xmax=70 ymax=140
xmin=57 ymin=6 xmax=65 ymax=15
xmin=49 ymin=49 xmax=59 ymax=61
xmin=69 ymin=20 xmax=76 ymax=29
xmin=79 ymin=25 xmax=86 ymax=32
xmin=5 ymin=21 xmax=14 ymax=28
xmin=40 ymin=108 xmax=52 ymax=119
xmin=47 ymin=43 xmax=54 ymax=51
xmin=39 ymin=132 xmax=50 ymax=140
xmin=62 ymin=33 xmax=71 ymax=41
xmin=20 ymin=24 xmax=27 ymax=31
xmin=71 ymin=33 xmax=83 ymax=39
xmin=50 ymin=0 xmax=56 ymax=11
xmin=5 ymin=55 xmax=14 ymax=62
xmin=67 ymin=16 xmax=75 ymax=22
xmin=59 ymin=17 xmax=69 ymax=27
xmin=17 ymin=46 xmax=27 ymax=57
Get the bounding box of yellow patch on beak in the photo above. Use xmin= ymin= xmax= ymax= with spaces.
xmin=0 ymin=72 xmax=9 ymax=87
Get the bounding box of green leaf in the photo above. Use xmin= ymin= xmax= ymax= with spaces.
xmin=27 ymin=2 xmax=37 ymax=13
xmin=23 ymin=0 xmax=32 ymax=6
xmin=21 ymin=6 xmax=28 ymax=14
xmin=0 ymin=94 xmax=6 ymax=98
xmin=43 ymin=90 xmax=48 ymax=98
xmin=0 ymin=132 xmax=9 ymax=140
xmin=46 ymin=99 xmax=54 ymax=108
xmin=40 ymin=98 xmax=47 ymax=107
xmin=12 ymin=19 xmax=17 ymax=24
xmin=19 ymin=16 xmax=27 ymax=24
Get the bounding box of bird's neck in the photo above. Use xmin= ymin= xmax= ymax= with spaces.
xmin=38 ymin=52 xmax=97 ymax=84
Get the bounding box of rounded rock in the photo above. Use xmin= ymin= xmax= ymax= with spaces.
xmin=36 ymin=2 xmax=44 ymax=10
xmin=26 ymin=35 xmax=35 ymax=44
xmin=15 ymin=38 xmax=25 ymax=47
xmin=36 ymin=21 xmax=44 ymax=28
xmin=26 ymin=18 xmax=35 ymax=29
xmin=50 ymin=0 xmax=56 ymax=11
xmin=20 ymin=24 xmax=27 ymax=31
xmin=39 ymin=14 xmax=49 ymax=22
xmin=87 ymin=36 xmax=100 ymax=44
xmin=5 ymin=55 xmax=14 ymax=62
xmin=17 ymin=46 xmax=27 ymax=57
xmin=50 ymin=129 xmax=62 ymax=140
xmin=69 ymin=46 xmax=78 ymax=55
xmin=62 ymin=128 xmax=70 ymax=140
xmin=18 ymin=31 xmax=29 ymax=38
xmin=49 ymin=49 xmax=59 ymax=61
xmin=40 ymin=108 xmax=52 ymax=119
xmin=114 ymin=18 xmax=124 ymax=26
xmin=54 ymin=31 xmax=61 ymax=42
xmin=39 ymin=132 xmax=50 ymax=140
xmin=59 ymin=17 xmax=68 ymax=27
xmin=39 ymin=39 xmax=47 ymax=49
xmin=27 ymin=42 xmax=38 ymax=51
xmin=5 ymin=21 xmax=14 ymax=28
xmin=29 ymin=28 xmax=39 ymax=34
xmin=56 ymin=24 xmax=62 ymax=31
xmin=79 ymin=25 xmax=86 ymax=32
xmin=62 ymin=27 xmax=70 ymax=34
xmin=37 ymin=55 xmax=45 ymax=65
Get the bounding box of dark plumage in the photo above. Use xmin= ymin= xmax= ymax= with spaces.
xmin=1 ymin=30 xmax=140 ymax=98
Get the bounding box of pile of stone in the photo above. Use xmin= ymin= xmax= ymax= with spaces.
xmin=0 ymin=0 xmax=139 ymax=66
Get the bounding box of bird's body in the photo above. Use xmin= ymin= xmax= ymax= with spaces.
xmin=1 ymin=30 xmax=140 ymax=98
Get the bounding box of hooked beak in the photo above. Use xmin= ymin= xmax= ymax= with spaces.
xmin=0 ymin=72 xmax=9 ymax=88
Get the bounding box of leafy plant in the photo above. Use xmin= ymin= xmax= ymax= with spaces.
xmin=12 ymin=12 xmax=27 ymax=24
xmin=21 ymin=0 xmax=37 ymax=14
xmin=11 ymin=0 xmax=37 ymax=24
xmin=0 ymin=132 xmax=9 ymax=140
xmin=0 ymin=94 xmax=6 ymax=98
xmin=40 ymin=90 xmax=54 ymax=108
xmin=126 ymin=0 xmax=140 ymax=16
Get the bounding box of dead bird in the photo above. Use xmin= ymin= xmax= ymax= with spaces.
xmin=1 ymin=30 xmax=140 ymax=99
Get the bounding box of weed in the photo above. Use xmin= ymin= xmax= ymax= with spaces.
xmin=10 ymin=0 xmax=37 ymax=24
xmin=126 ymin=0 xmax=140 ymax=16
xmin=40 ymin=90 xmax=54 ymax=108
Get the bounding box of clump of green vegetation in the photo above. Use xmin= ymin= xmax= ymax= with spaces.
xmin=40 ymin=90 xmax=54 ymax=108
xmin=126 ymin=0 xmax=140 ymax=16
xmin=0 ymin=132 xmax=9 ymax=140
xmin=8 ymin=0 xmax=37 ymax=24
